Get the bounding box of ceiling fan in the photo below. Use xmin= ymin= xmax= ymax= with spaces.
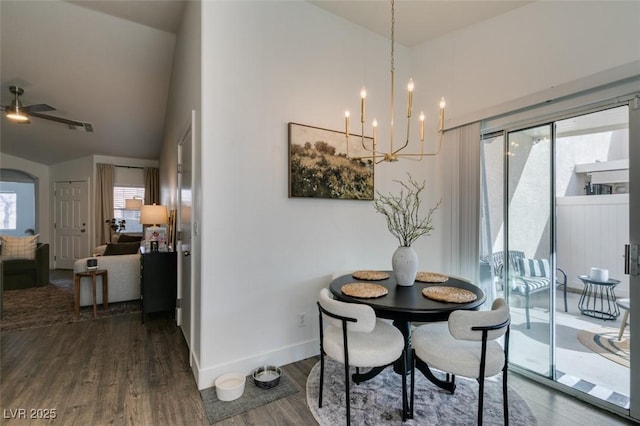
xmin=1 ymin=85 xmax=93 ymax=132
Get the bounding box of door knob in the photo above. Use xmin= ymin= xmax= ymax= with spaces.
xmin=183 ymin=251 xmax=191 ymax=257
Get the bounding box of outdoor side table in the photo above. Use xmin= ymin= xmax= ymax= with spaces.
xmin=616 ymin=298 xmax=630 ymax=340
xmin=577 ymin=275 xmax=620 ymax=320
xmin=73 ymin=269 xmax=109 ymax=318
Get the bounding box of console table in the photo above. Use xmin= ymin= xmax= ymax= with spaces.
xmin=140 ymin=251 xmax=177 ymax=323
xmin=577 ymin=275 xmax=620 ymax=320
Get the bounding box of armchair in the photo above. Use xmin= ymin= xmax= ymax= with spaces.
xmin=317 ymin=288 xmax=407 ymax=424
xmin=411 ymin=298 xmax=511 ymax=425
xmin=1 ymin=243 xmax=50 ymax=290
xmin=492 ymin=250 xmax=567 ymax=328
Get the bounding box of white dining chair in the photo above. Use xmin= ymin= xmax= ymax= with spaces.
xmin=410 ymin=298 xmax=511 ymax=425
xmin=317 ymin=288 xmax=407 ymax=425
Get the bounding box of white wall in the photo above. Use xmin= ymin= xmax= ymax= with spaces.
xmin=160 ymin=0 xmax=202 ymax=377
xmin=410 ymin=1 xmax=640 ymax=125
xmin=557 ymin=195 xmax=629 ymax=296
xmin=198 ymin=1 xmax=442 ymax=388
xmin=50 ymin=155 xmax=157 ymax=254
xmin=192 ymin=1 xmax=640 ymax=389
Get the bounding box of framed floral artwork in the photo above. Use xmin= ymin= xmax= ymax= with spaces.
xmin=288 ymin=122 xmax=374 ymax=200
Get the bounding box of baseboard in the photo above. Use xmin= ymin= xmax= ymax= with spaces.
xmin=195 ymin=338 xmax=319 ymax=390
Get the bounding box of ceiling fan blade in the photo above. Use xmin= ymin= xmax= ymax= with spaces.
xmin=24 ymin=104 xmax=55 ymax=113
xmin=28 ymin=111 xmax=86 ymax=126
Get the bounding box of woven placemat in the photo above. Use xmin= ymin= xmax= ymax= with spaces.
xmin=415 ymin=272 xmax=449 ymax=283
xmin=352 ymin=270 xmax=390 ymax=281
xmin=422 ymin=286 xmax=477 ymax=303
xmin=341 ymin=283 xmax=388 ymax=299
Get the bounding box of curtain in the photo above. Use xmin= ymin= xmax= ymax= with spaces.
xmin=441 ymin=122 xmax=482 ymax=292
xmin=144 ymin=167 xmax=160 ymax=205
xmin=95 ymin=163 xmax=115 ymax=245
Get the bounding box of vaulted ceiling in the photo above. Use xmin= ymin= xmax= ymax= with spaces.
xmin=1 ymin=0 xmax=531 ymax=166
xmin=0 ymin=0 xmax=185 ymax=165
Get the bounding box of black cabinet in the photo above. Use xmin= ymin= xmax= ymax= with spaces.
xmin=140 ymin=251 xmax=177 ymax=322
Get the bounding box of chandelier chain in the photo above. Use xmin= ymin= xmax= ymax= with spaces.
xmin=391 ymin=0 xmax=395 ymax=73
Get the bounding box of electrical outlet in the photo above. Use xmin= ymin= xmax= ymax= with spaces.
xmin=298 ymin=312 xmax=306 ymax=327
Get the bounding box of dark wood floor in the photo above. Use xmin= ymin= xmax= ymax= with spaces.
xmin=0 ymin=313 xmax=636 ymax=425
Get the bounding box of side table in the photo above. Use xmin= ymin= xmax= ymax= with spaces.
xmin=577 ymin=275 xmax=620 ymax=320
xmin=74 ymin=269 xmax=109 ymax=318
xmin=616 ymin=298 xmax=630 ymax=340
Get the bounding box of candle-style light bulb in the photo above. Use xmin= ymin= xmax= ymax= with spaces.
xmin=438 ymin=97 xmax=446 ymax=131
xmin=360 ymin=86 xmax=366 ymax=123
xmin=406 ymin=79 xmax=414 ymax=118
xmin=345 ymin=110 xmax=350 ymax=135
xmin=439 ymin=97 xmax=446 ymax=109
xmin=372 ymin=118 xmax=378 ymax=143
xmin=419 ymin=111 xmax=425 ymax=141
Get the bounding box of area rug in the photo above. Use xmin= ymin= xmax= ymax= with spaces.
xmin=578 ymin=327 xmax=630 ymax=368
xmin=200 ymin=371 xmax=298 ymax=424
xmin=307 ymin=359 xmax=537 ymax=426
xmin=1 ymin=272 xmax=140 ymax=332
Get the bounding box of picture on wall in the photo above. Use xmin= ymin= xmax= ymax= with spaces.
xmin=168 ymin=209 xmax=177 ymax=251
xmin=288 ymin=122 xmax=374 ymax=200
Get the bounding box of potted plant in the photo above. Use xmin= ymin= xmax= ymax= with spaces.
xmin=373 ymin=174 xmax=440 ymax=285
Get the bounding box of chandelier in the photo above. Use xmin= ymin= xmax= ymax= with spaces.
xmin=344 ymin=0 xmax=445 ymax=163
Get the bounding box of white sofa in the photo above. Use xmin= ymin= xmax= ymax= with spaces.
xmin=73 ymin=252 xmax=141 ymax=307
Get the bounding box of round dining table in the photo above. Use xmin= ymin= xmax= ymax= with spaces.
xmin=329 ymin=271 xmax=486 ymax=392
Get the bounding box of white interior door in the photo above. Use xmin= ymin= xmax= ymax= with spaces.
xmin=177 ymin=112 xmax=194 ymax=359
xmin=54 ymin=180 xmax=88 ymax=269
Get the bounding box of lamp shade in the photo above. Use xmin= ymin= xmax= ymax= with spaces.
xmin=125 ymin=198 xmax=143 ymax=210
xmin=140 ymin=204 xmax=168 ymax=225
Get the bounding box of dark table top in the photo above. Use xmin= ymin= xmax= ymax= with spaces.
xmin=577 ymin=275 xmax=620 ymax=286
xmin=329 ymin=272 xmax=486 ymax=323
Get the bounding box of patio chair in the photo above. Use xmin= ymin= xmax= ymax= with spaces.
xmin=491 ymin=251 xmax=567 ymax=329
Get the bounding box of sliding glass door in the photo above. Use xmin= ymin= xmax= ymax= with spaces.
xmin=481 ymin=103 xmax=635 ymax=418
xmin=505 ymin=124 xmax=555 ymax=377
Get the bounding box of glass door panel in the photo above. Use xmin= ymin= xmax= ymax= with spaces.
xmin=555 ymin=106 xmax=630 ymax=408
xmin=479 ymin=132 xmax=505 ymax=305
xmin=506 ymin=124 xmax=553 ymax=377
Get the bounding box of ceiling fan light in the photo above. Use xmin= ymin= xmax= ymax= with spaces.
xmin=5 ymin=98 xmax=29 ymax=122
xmin=5 ymin=109 xmax=29 ymax=122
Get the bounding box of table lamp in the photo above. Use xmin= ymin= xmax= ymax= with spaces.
xmin=125 ymin=197 xmax=143 ymax=210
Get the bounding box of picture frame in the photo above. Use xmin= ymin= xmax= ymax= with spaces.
xmin=288 ymin=122 xmax=374 ymax=200
xmin=168 ymin=209 xmax=177 ymax=251
xmin=144 ymin=225 xmax=168 ymax=252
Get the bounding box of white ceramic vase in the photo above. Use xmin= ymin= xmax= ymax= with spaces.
xmin=392 ymin=246 xmax=419 ymax=286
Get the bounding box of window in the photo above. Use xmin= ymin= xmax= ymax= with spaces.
xmin=0 ymin=169 xmax=37 ymax=236
xmin=114 ymin=186 xmax=145 ymax=233
xmin=0 ymin=192 xmax=17 ymax=230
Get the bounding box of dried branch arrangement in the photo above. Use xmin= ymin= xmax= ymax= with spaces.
xmin=373 ymin=174 xmax=440 ymax=247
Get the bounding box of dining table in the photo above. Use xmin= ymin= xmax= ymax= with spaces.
xmin=329 ymin=271 xmax=486 ymax=393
